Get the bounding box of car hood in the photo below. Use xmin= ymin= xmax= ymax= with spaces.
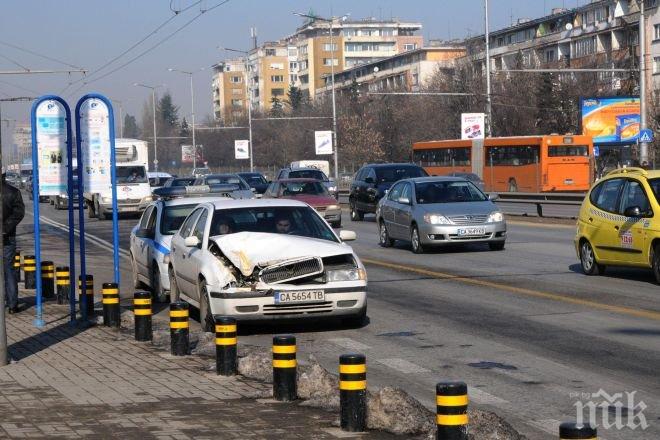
xmin=210 ymin=232 xmax=349 ymax=276
xmin=416 ymin=200 xmax=497 ymax=216
xmin=282 ymin=194 xmax=337 ymax=206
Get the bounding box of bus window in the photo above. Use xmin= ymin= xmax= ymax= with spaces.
xmin=413 ymin=147 xmax=470 ymax=167
xmin=487 ymin=146 xmax=539 ymax=166
xmin=548 ymin=146 xmax=588 ymax=157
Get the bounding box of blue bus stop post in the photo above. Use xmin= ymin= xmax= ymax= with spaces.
xmin=74 ymin=97 xmax=88 ymax=322
xmin=63 ymin=101 xmax=77 ymax=325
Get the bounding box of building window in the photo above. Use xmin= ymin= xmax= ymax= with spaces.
xmin=289 ymin=61 xmax=298 ymax=70
xmin=655 ymin=24 xmax=660 ymax=41
xmin=288 ymin=48 xmax=298 ymax=57
xmin=289 ymin=74 xmax=298 ymax=83
xmin=382 ymin=29 xmax=394 ymax=36
xmin=271 ymin=88 xmax=284 ymax=96
xmin=300 ymin=60 xmax=308 ymax=70
xmin=342 ymin=29 xmax=356 ymax=37
xmin=411 ymin=73 xmax=419 ymax=86
xmin=299 ymin=45 xmax=308 ymax=55
xmin=653 ymin=57 xmax=660 ymax=74
xmin=403 ymin=43 xmax=417 ymax=51
xmin=270 ymin=75 xmax=284 ymax=82
xmin=231 ymin=99 xmax=243 ymax=107
xmin=323 ymin=58 xmax=339 ymax=66
xmin=572 ymin=36 xmax=596 ymax=58
xmin=323 ymin=43 xmax=338 ymax=52
xmin=270 ymin=63 xmax=284 ymax=70
xmin=230 ymin=76 xmax=242 ymax=83
xmin=545 ymin=49 xmax=556 ymax=63
xmin=265 ymin=49 xmax=276 ymax=56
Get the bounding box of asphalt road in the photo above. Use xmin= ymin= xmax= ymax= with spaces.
xmin=30 ymin=194 xmax=660 ymax=439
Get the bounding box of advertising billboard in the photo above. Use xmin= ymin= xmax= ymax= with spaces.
xmin=235 ymin=140 xmax=249 ymax=159
xmin=580 ymin=97 xmax=640 ymax=144
xmin=461 ymin=113 xmax=485 ymax=140
xmin=34 ymin=100 xmax=68 ymax=196
xmin=78 ymin=98 xmax=112 ymax=193
xmin=181 ymin=144 xmax=194 ymax=163
xmin=315 ymin=130 xmax=333 ymax=155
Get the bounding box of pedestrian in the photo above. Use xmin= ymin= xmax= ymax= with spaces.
xmin=3 ymin=172 xmax=25 ymax=314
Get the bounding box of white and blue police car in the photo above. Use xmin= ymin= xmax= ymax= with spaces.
xmin=130 ymin=185 xmax=236 ymax=302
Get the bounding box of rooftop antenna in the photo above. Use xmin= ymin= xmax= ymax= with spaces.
xmin=251 ymin=27 xmax=257 ymax=50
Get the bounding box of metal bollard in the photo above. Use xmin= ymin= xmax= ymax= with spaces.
xmin=559 ymin=422 xmax=597 ymax=440
xmin=436 ymin=381 xmax=468 ymax=440
xmin=214 ymin=315 xmax=237 ymax=376
xmin=55 ymin=266 xmax=70 ymax=305
xmin=40 ymin=261 xmax=55 ymax=300
xmin=169 ymin=302 xmax=189 ymax=356
xmin=78 ymin=275 xmax=94 ymax=317
xmin=133 ymin=291 xmax=152 ymax=342
xmin=102 ymin=283 xmax=120 ymax=327
xmin=272 ymin=335 xmax=297 ymax=401
xmin=13 ymin=250 xmax=21 ymax=282
xmin=23 ymin=255 xmax=36 ymax=289
xmin=340 ymin=353 xmax=367 ymax=432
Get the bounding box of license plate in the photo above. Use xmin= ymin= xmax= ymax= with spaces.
xmin=118 ymin=207 xmax=137 ymax=212
xmin=457 ymin=227 xmax=485 ymax=236
xmin=275 ymin=290 xmax=325 ymax=304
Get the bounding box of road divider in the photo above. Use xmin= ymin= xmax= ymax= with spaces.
xmin=102 ymin=282 xmax=120 ymax=327
xmin=13 ymin=251 xmax=21 ymax=282
xmin=215 ymin=316 xmax=237 ymax=376
xmin=559 ymin=422 xmax=597 ymax=439
xmin=78 ymin=275 xmax=94 ymax=318
xmin=133 ymin=291 xmax=152 ymax=342
xmin=169 ymin=302 xmax=190 ymax=356
xmin=40 ymin=261 xmax=55 ymax=300
xmin=436 ymin=381 xmax=468 ymax=440
xmin=272 ymin=335 xmax=297 ymax=401
xmin=24 ymin=254 xmax=36 ymax=289
xmin=56 ymin=266 xmax=70 ymax=305
xmin=340 ymin=353 xmax=367 ymax=432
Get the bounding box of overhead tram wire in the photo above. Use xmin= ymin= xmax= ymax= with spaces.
xmin=60 ymin=0 xmax=204 ymax=95
xmin=0 ymin=40 xmax=83 ymax=70
xmin=0 ymin=53 xmax=29 ymax=71
xmin=65 ymin=0 xmax=230 ymax=98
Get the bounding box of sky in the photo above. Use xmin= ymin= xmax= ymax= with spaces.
xmin=0 ymin=0 xmax=584 ymax=151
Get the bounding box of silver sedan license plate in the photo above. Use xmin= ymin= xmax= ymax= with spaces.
xmin=275 ymin=290 xmax=325 ymax=304
xmin=457 ymin=227 xmax=485 ymax=236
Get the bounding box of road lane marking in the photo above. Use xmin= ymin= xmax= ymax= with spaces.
xmin=328 ymin=338 xmax=370 ymax=351
xmin=468 ymin=387 xmax=509 ymax=405
xmin=376 ymin=358 xmax=430 ymax=374
xmin=362 ymin=258 xmax=660 ymax=322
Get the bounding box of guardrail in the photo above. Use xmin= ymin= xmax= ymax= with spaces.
xmin=337 ymin=190 xmax=586 ymax=218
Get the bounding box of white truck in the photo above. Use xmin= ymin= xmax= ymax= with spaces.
xmin=290 ymin=160 xmax=330 ymax=177
xmin=84 ymin=138 xmax=152 ymax=220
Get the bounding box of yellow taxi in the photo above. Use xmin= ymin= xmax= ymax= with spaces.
xmin=575 ymin=167 xmax=660 ymax=282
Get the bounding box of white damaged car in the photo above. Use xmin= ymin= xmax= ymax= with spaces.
xmin=168 ymin=199 xmax=367 ymax=330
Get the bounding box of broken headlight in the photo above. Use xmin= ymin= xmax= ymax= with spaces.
xmin=326 ymin=268 xmax=367 ymax=282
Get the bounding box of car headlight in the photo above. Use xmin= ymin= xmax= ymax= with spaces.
xmin=423 ymin=213 xmax=453 ymax=225
xmin=326 ymin=267 xmax=367 ymax=282
xmin=101 ymin=196 xmax=112 ymax=203
xmin=141 ymin=195 xmax=153 ymax=203
xmin=328 ymin=186 xmax=338 ymax=193
xmin=326 ymin=204 xmax=340 ymax=211
xmin=487 ymin=211 xmax=504 ymax=223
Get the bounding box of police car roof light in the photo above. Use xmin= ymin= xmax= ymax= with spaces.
xmin=153 ymin=184 xmax=240 ymax=200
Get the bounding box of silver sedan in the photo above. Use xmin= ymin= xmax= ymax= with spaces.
xmin=376 ymin=177 xmax=506 ymax=253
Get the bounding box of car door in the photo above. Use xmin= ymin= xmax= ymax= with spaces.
xmin=133 ymin=206 xmax=155 ymax=277
xmin=171 ymin=208 xmax=203 ymax=295
xmin=360 ymin=168 xmax=377 ymax=212
xmin=613 ymin=178 xmax=653 ymax=264
xmin=143 ymin=205 xmax=158 ymax=280
xmin=382 ymin=182 xmax=404 ymax=238
xmin=180 ymin=208 xmax=209 ymax=302
xmin=350 ymin=168 xmax=365 ymax=208
xmin=394 ymin=182 xmax=414 ymax=240
xmin=587 ymin=178 xmax=626 ymax=263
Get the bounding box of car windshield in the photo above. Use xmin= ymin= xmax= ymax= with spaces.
xmin=205 ymin=175 xmax=249 ymax=190
xmin=116 ymin=166 xmax=148 ymax=184
xmin=280 ymin=181 xmax=328 ymax=196
xmin=243 ymin=175 xmax=268 ymax=186
xmin=209 ymin=206 xmax=338 ymax=242
xmin=160 ymin=204 xmax=198 ymax=235
xmin=376 ymin=166 xmax=426 ymax=183
xmin=415 ymin=180 xmax=487 ymax=204
xmin=647 ymin=178 xmax=660 ymax=204
xmin=289 ymin=169 xmax=327 ymax=180
xmin=169 ymin=178 xmax=195 ymax=187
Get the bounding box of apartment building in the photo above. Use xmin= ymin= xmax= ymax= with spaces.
xmin=211 ymin=59 xmax=247 ymax=123
xmin=12 ymin=122 xmax=31 ymax=165
xmin=316 ymin=45 xmax=466 ymax=96
xmin=247 ymin=41 xmax=291 ymax=110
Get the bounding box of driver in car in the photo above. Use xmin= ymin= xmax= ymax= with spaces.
xmin=275 ymin=216 xmax=292 ymax=234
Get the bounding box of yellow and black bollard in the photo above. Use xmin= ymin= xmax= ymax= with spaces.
xmin=169 ymin=302 xmax=189 ymax=356
xmin=23 ymin=255 xmax=36 ymax=289
xmin=133 ymin=291 xmax=152 ymax=342
xmin=13 ymin=250 xmax=21 ymax=282
xmin=559 ymin=422 xmax=597 ymax=440
xmin=214 ymin=315 xmax=237 ymax=376
xmin=102 ymin=283 xmax=120 ymax=327
xmin=55 ymin=266 xmax=70 ymax=305
xmin=40 ymin=261 xmax=55 ymax=300
xmin=78 ymin=275 xmax=94 ymax=317
xmin=436 ymin=381 xmax=468 ymax=440
xmin=272 ymin=335 xmax=297 ymax=401
xmin=339 ymin=353 xmax=367 ymax=432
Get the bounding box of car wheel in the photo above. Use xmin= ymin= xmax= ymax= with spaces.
xmin=168 ymin=266 xmax=180 ymax=303
xmin=350 ymin=200 xmax=364 ymax=221
xmin=652 ymin=245 xmax=660 ymax=284
xmin=378 ymin=221 xmax=394 ymax=247
xmin=95 ymin=200 xmax=104 ymax=220
xmin=87 ymin=201 xmax=96 ymax=218
xmin=131 ymin=254 xmax=143 ymax=288
xmin=411 ymin=225 xmax=425 ymax=254
xmin=198 ymin=282 xmax=214 ymax=333
xmin=489 ymin=241 xmax=505 ymax=251
xmin=151 ymin=266 xmax=168 ymax=303
xmin=580 ymin=240 xmax=604 ymax=275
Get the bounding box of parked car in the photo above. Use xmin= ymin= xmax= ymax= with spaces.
xmin=168 ymin=199 xmax=366 ymax=329
xmin=26 ymin=176 xmax=49 ymax=203
xmin=192 ymin=174 xmax=255 ymax=199
xmin=349 ymin=163 xmax=428 ymax=221
xmin=237 ymin=172 xmax=270 ymax=196
xmin=276 ymin=167 xmax=338 ymax=198
xmin=192 ymin=167 xmax=212 ymax=177
xmin=376 ymin=176 xmax=506 ymax=253
xmin=148 ymin=172 xmax=173 ymax=189
xmin=53 ymin=175 xmax=81 ymax=210
xmin=444 ymin=171 xmax=486 ymax=192
xmin=162 ymin=176 xmax=196 ymax=188
xmin=263 ymin=178 xmax=342 ymax=227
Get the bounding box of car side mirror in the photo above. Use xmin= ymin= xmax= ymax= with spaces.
xmin=364 ymin=177 xmax=375 ymax=184
xmin=398 ymin=197 xmax=411 ymax=205
xmin=135 ymin=228 xmax=153 ymax=239
xmin=339 ymin=230 xmax=357 ymax=241
xmin=624 ymin=206 xmax=641 ymax=217
xmin=384 ymin=189 xmax=389 ymax=195
xmin=251 ymin=187 xmax=256 ymax=192
xmin=184 ymin=236 xmax=200 ymax=247
xmin=488 ymin=193 xmax=499 ymax=201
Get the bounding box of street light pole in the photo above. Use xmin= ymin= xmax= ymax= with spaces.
xmin=112 ymin=100 xmax=124 ymax=138
xmin=134 ymin=83 xmax=162 ymax=172
xmin=484 ymin=0 xmax=493 ymax=137
xmin=169 ymin=68 xmax=203 ymax=169
xmin=639 ymin=0 xmax=649 ymax=165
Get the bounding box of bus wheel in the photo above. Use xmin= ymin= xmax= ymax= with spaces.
xmin=508 ymin=178 xmax=518 ymax=192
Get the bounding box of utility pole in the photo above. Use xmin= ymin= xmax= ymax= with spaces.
xmin=485 ymin=0 xmax=493 ymax=137
xmin=169 ymin=68 xmax=203 ymax=169
xmin=133 ymin=83 xmax=162 ymax=171
xmin=639 ymin=0 xmax=649 ymax=165
xmin=112 ymin=100 xmax=124 ymax=138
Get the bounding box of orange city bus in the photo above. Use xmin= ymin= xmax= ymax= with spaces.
xmin=412 ymin=135 xmax=594 ymax=192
